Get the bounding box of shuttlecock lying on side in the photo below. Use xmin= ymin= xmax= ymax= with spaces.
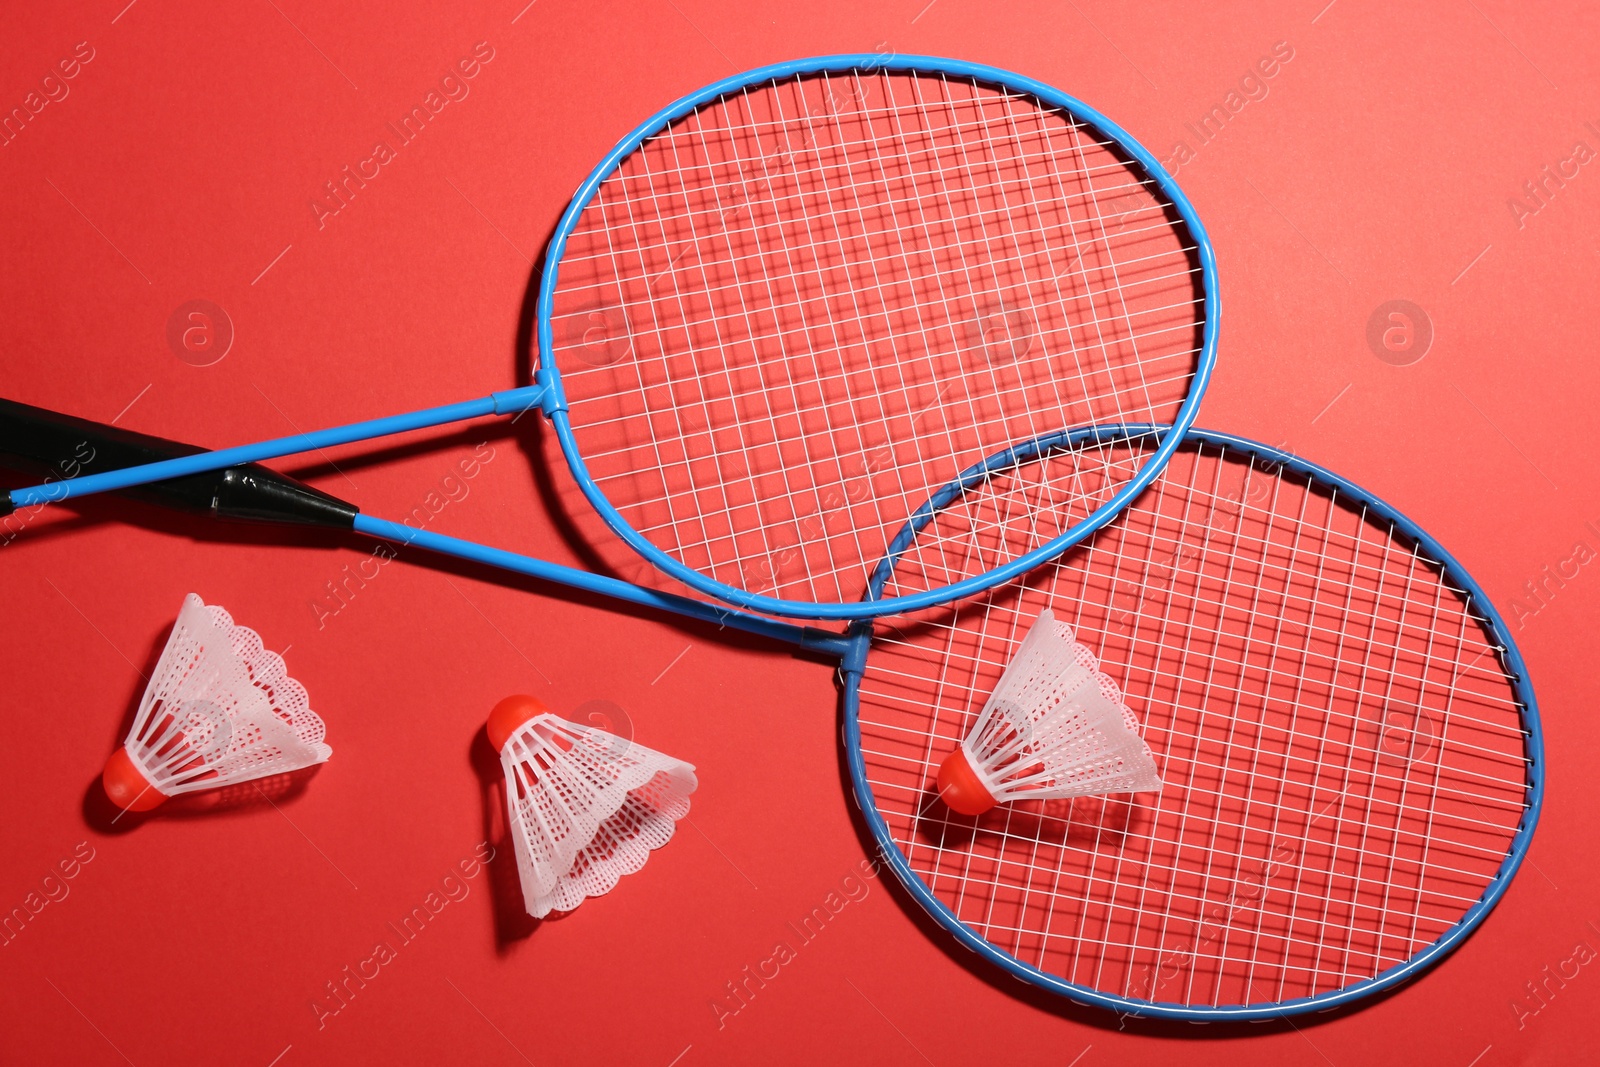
xmin=487 ymin=695 xmax=697 ymax=919
xmin=937 ymin=609 xmax=1160 ymax=816
xmin=101 ymin=594 xmax=331 ymax=812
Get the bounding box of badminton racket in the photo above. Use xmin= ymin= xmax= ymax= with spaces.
xmin=849 ymin=425 xmax=1541 ymax=1018
xmin=1 ymin=54 xmax=1218 ymax=619
xmin=4 ymin=409 xmax=1539 ymax=1018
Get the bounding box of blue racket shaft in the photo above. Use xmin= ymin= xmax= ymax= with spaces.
xmin=2 ymin=386 xmax=544 ymax=512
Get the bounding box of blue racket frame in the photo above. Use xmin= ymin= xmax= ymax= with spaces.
xmin=6 ymin=403 xmax=1536 ymax=1015
xmin=3 ymin=54 xmax=1217 ymax=622
xmin=536 ymin=53 xmax=1220 ymax=620
xmin=838 ymin=425 xmax=1544 ymax=1020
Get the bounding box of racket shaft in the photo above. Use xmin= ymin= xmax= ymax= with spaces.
xmin=2 ymin=385 xmax=546 ymax=512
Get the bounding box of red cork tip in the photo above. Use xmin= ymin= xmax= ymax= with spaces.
xmin=101 ymin=747 xmax=168 ymax=812
xmin=937 ymin=745 xmax=997 ymax=816
xmin=487 ymin=695 xmax=551 ymax=753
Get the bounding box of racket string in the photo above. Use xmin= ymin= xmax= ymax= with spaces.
xmin=878 ymin=456 xmax=1513 ymax=685
xmin=862 ymin=779 xmax=1505 ymax=915
xmin=895 ymin=70 xmax=1143 ymax=506
xmin=551 ymin=67 xmax=1206 ymax=604
xmin=557 ymin=171 xmax=1181 ymax=270
xmin=856 ymin=438 xmax=1530 ymax=1007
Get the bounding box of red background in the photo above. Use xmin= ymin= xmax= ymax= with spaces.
xmin=2 ymin=2 xmax=1597 ymax=1064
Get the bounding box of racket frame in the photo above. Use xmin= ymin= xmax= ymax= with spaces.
xmin=537 ymin=53 xmax=1221 ymax=620
xmin=839 ymin=424 xmax=1544 ymax=1019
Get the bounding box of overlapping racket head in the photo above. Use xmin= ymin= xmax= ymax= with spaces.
xmin=847 ymin=427 xmax=1539 ymax=1018
xmin=540 ymin=55 xmax=1217 ymax=619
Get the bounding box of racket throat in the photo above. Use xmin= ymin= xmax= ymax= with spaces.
xmin=492 ymin=375 xmax=562 ymax=418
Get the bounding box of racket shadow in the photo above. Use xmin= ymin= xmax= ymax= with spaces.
xmin=508 ymin=230 xmax=665 ymax=601
xmin=1 ymin=478 xmax=348 ymax=555
xmin=277 ymin=421 xmax=526 ymax=482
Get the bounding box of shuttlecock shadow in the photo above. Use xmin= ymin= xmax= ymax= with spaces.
xmin=907 ymin=775 xmax=1150 ymax=849
xmin=983 ymin=793 xmax=1147 ymax=848
xmin=473 ymin=210 xmax=647 ymax=938
xmin=81 ymin=619 xmax=187 ymax=834
xmin=469 ymin=728 xmax=541 ymax=949
xmin=81 ymin=609 xmax=326 ymax=835
xmin=82 ymin=766 xmax=324 ymax=834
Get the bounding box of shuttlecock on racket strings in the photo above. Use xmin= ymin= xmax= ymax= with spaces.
xmin=487 ymin=696 xmax=697 ymax=918
xmin=936 ymin=609 xmax=1161 ymax=816
xmin=101 ymin=594 xmax=331 ymax=812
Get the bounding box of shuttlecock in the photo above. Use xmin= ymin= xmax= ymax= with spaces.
xmin=487 ymin=695 xmax=697 ymax=918
xmin=101 ymin=594 xmax=331 ymax=812
xmin=937 ymin=609 xmax=1160 ymax=816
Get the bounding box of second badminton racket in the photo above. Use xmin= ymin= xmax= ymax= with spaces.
xmin=3 ymin=53 xmax=1217 ymax=619
xmin=3 ymin=410 xmax=1538 ymax=1019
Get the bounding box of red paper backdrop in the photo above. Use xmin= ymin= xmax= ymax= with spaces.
xmin=2 ymin=2 xmax=1597 ymax=1064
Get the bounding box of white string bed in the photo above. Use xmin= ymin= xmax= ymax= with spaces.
xmin=551 ymin=69 xmax=1206 ymax=605
xmin=855 ymin=437 xmax=1531 ymax=1010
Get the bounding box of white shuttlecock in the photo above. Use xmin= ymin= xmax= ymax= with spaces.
xmin=487 ymin=695 xmax=697 ymax=919
xmin=937 ymin=609 xmax=1161 ymax=816
xmin=101 ymin=593 xmax=331 ymax=812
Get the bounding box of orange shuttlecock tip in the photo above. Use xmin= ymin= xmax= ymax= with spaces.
xmin=101 ymin=747 xmax=168 ymax=812
xmin=937 ymin=746 xmax=997 ymax=816
xmin=487 ymin=695 xmax=551 ymax=753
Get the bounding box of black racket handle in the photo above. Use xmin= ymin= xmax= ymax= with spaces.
xmin=0 ymin=396 xmax=357 ymax=529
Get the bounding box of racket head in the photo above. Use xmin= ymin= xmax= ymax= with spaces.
xmin=843 ymin=425 xmax=1542 ymax=1019
xmin=537 ymin=54 xmax=1219 ymax=620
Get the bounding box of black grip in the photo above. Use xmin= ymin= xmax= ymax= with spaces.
xmin=0 ymin=397 xmax=359 ymax=529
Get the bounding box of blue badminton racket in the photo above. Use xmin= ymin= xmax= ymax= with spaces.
xmin=845 ymin=426 xmax=1539 ymax=1018
xmin=2 ymin=54 xmax=1217 ymax=620
xmin=4 ymin=409 xmax=1540 ymax=1019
